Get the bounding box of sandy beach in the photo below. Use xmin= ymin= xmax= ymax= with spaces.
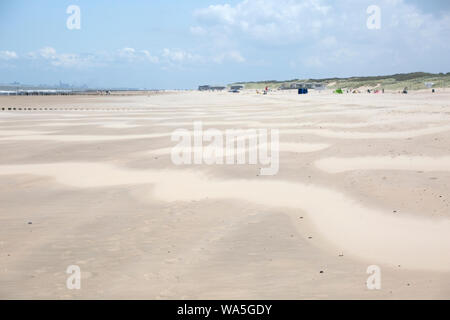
xmin=1 ymin=90 xmax=450 ymax=299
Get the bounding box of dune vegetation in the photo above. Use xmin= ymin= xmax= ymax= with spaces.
xmin=230 ymin=72 xmax=450 ymax=91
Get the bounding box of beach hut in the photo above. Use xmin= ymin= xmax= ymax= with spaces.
xmin=230 ymin=85 xmax=244 ymax=91
xmin=210 ymin=86 xmax=226 ymax=91
xmin=314 ymin=84 xmax=326 ymax=91
xmin=229 ymin=85 xmax=244 ymax=93
xmin=198 ymin=85 xmax=211 ymax=91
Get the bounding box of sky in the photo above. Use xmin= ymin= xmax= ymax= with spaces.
xmin=0 ymin=0 xmax=450 ymax=89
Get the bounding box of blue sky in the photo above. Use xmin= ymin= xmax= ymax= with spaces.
xmin=1 ymin=0 xmax=450 ymax=89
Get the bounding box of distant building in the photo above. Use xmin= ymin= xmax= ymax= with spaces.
xmin=198 ymin=85 xmax=211 ymax=91
xmin=230 ymin=85 xmax=244 ymax=91
xmin=314 ymin=84 xmax=326 ymax=91
xmin=279 ymin=82 xmax=325 ymax=90
xmin=59 ymin=81 xmax=71 ymax=89
xmin=210 ymin=86 xmax=226 ymax=91
xmin=198 ymin=85 xmax=226 ymax=91
xmin=279 ymin=83 xmax=291 ymax=90
xmin=291 ymin=83 xmax=304 ymax=89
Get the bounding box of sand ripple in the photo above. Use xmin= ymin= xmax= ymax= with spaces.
xmin=0 ymin=161 xmax=449 ymax=271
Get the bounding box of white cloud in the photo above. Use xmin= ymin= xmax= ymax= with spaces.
xmin=190 ymin=26 xmax=207 ymax=35
xmin=52 ymin=53 xmax=84 ymax=67
xmin=191 ymin=0 xmax=450 ymax=73
xmin=320 ymin=36 xmax=337 ymax=48
xmin=0 ymin=50 xmax=18 ymax=60
xmin=193 ymin=0 xmax=331 ymax=43
xmin=116 ymin=47 xmax=159 ymax=63
xmin=303 ymin=56 xmax=323 ymax=68
xmin=20 ymin=47 xmax=161 ymax=68
xmin=118 ymin=47 xmax=136 ymax=59
xmin=117 ymin=47 xmax=158 ymax=63
xmin=162 ymin=48 xmax=199 ymax=63
xmin=141 ymin=50 xmax=159 ymax=63
xmin=23 ymin=47 xmax=92 ymax=67
xmin=39 ymin=47 xmax=57 ymax=59
xmin=213 ymin=50 xmax=246 ymax=63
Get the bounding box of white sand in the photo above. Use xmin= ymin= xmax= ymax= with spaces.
xmin=0 ymin=132 xmax=171 ymax=142
xmin=316 ymin=156 xmax=450 ymax=173
xmin=1 ymin=91 xmax=450 ymax=299
xmin=281 ymin=126 xmax=450 ymax=139
xmin=149 ymin=142 xmax=330 ymax=157
xmin=0 ymin=161 xmax=449 ymax=271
